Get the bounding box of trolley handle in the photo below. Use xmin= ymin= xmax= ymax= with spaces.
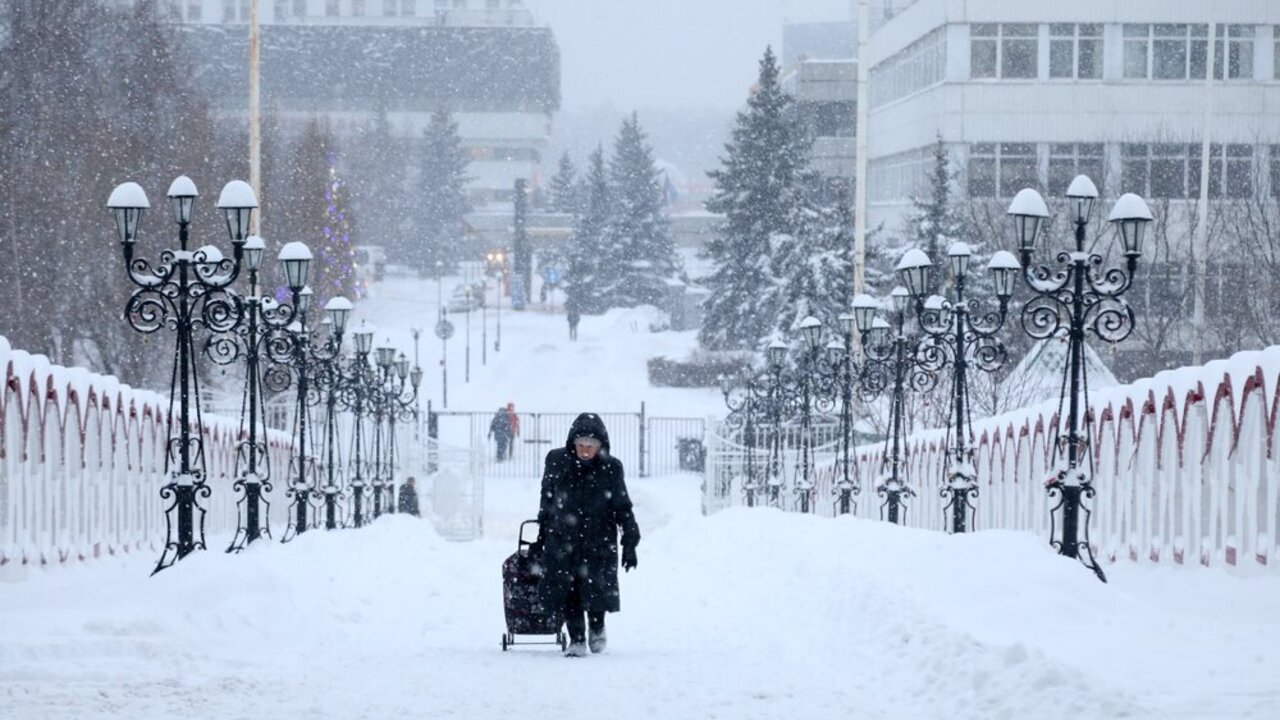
xmin=518 ymin=519 xmax=542 ymax=555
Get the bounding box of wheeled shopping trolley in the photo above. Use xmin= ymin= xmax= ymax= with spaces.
xmin=500 ymin=520 xmax=566 ymax=651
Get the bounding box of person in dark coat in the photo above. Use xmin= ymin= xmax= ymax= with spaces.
xmin=566 ymin=299 xmax=581 ymax=341
xmin=488 ymin=407 xmax=512 ymax=462
xmin=536 ymin=412 xmax=640 ymax=657
xmin=398 ymin=477 xmax=420 ymax=517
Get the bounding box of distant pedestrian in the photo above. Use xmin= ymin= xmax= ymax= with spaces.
xmin=398 ymin=477 xmax=420 ymax=517
xmin=536 ymin=413 xmax=640 ymax=658
xmin=488 ymin=407 xmax=512 ymax=462
xmin=567 ymin=304 xmax=581 ymax=341
xmin=505 ymin=402 xmax=521 ymax=459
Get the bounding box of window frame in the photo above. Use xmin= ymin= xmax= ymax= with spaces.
xmin=970 ymin=23 xmax=1038 ymax=80
xmin=1049 ymin=23 xmax=1103 ymax=80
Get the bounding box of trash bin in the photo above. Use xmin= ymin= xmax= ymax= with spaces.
xmin=677 ymin=437 xmax=706 ymax=472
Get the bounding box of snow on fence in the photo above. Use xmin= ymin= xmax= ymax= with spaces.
xmin=0 ymin=336 xmax=294 ymax=566
xmin=705 ymin=346 xmax=1280 ymax=570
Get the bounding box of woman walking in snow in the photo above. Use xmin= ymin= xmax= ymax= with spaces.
xmin=536 ymin=413 xmax=640 ymax=657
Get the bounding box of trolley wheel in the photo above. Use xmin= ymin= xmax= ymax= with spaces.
xmin=501 ymin=633 xmax=509 ymax=651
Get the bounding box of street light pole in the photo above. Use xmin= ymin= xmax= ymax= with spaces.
xmin=207 ymin=236 xmax=309 ymax=551
xmin=896 ymin=244 xmax=1018 ymax=533
xmin=109 ymin=177 xmax=254 ymax=574
xmin=852 ymin=289 xmax=945 ymax=525
xmin=1006 ymin=175 xmax=1152 ymax=582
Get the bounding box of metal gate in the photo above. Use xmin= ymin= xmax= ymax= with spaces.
xmin=426 ymin=405 xmax=705 ymax=478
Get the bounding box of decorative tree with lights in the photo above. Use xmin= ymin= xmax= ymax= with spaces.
xmin=312 ymin=151 xmax=358 ymax=304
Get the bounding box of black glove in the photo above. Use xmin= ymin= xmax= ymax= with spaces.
xmin=621 ymin=545 xmax=637 ymax=572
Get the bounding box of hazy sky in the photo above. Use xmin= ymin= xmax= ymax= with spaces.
xmin=523 ymin=0 xmax=853 ymax=112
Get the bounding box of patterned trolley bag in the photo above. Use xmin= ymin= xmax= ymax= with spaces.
xmin=501 ymin=520 xmax=566 ymax=651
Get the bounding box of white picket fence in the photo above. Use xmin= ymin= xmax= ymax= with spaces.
xmin=705 ymin=346 xmax=1280 ymax=570
xmin=0 ymin=337 xmax=296 ymax=566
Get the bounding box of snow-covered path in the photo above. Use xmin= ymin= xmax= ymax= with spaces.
xmin=3 ymin=275 xmax=1279 ymax=719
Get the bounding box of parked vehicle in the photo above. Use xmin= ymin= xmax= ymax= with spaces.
xmin=446 ymin=283 xmax=485 ymax=313
xmin=353 ymin=245 xmax=386 ymax=298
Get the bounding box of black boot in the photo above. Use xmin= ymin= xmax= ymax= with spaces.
xmin=588 ymin=612 xmax=606 ymax=653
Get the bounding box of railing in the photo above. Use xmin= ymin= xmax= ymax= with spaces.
xmin=428 ymin=405 xmax=705 ymax=479
xmin=0 ymin=336 xmax=294 ymax=566
xmin=705 ymin=346 xmax=1280 ymax=569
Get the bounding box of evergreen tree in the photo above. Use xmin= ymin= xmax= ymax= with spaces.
xmin=547 ymin=151 xmax=581 ymax=215
xmin=349 ymin=103 xmax=410 ymax=266
xmin=598 ymin=112 xmax=680 ymax=309
xmin=773 ymin=182 xmax=855 ymax=334
xmin=313 ymin=152 xmax=358 ymax=304
xmin=413 ymin=109 xmax=471 ymax=276
xmin=564 ymin=146 xmax=609 ymax=314
xmin=700 ymin=46 xmax=814 ymax=350
xmin=905 ymin=136 xmax=967 ymax=294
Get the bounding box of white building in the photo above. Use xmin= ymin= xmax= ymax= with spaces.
xmin=856 ymin=0 xmax=1280 ymax=375
xmin=782 ymin=21 xmax=858 ymax=192
xmin=167 ymin=0 xmax=556 ymax=207
xmin=862 ymin=0 xmax=1280 ymax=233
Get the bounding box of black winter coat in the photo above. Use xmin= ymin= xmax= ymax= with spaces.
xmin=536 ymin=413 xmax=640 ymax=614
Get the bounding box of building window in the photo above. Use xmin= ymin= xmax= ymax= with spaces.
xmin=1275 ymin=27 xmax=1280 ymax=80
xmin=454 ymin=0 xmax=466 ymax=8
xmin=1123 ymin=144 xmax=1197 ymax=198
xmin=402 ymin=0 xmax=416 ymax=15
xmin=273 ymin=0 xmax=288 ymax=21
xmin=293 ymin=0 xmax=307 ymax=16
xmin=1124 ymin=24 xmax=1254 ymax=80
xmin=384 ymin=0 xmax=396 ymax=14
xmin=1216 ymin=25 xmax=1255 ymax=80
xmin=1048 ymin=143 xmax=1105 ymax=195
xmin=1212 ymin=144 xmax=1254 ymax=198
xmin=325 ymin=0 xmax=338 ymax=15
xmin=870 ymin=27 xmax=946 ymax=108
xmin=1123 ymin=24 xmax=1149 ymax=78
xmin=968 ymin=143 xmax=1038 ymax=198
xmin=487 ymin=0 xmax=499 ymax=8
xmin=352 ymin=0 xmax=365 ymax=16
xmin=868 ymin=147 xmax=932 ymax=203
xmin=971 ymin=23 xmax=1037 ymax=79
xmin=1049 ymin=23 xmax=1102 ymax=79
xmin=240 ymin=0 xmax=251 ymax=20
xmin=1271 ymin=146 xmax=1280 ymax=199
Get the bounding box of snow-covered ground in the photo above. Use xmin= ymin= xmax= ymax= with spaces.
xmin=3 ymin=274 xmax=1279 ymax=719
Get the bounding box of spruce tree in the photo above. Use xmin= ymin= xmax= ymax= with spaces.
xmin=700 ymin=47 xmax=813 ymax=350
xmin=314 ymin=154 xmax=358 ymax=304
xmin=547 ymin=151 xmax=581 ymax=215
xmin=773 ymin=182 xmax=855 ymax=334
xmin=413 ymin=109 xmax=471 ymax=276
xmin=599 ymin=112 xmax=680 ymax=309
xmin=565 ymin=146 xmax=609 ymax=315
xmin=349 ymin=103 xmax=410 ymax=267
xmin=905 ymin=136 xmax=967 ymax=294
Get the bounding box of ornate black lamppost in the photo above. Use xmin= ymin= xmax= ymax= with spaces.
xmin=108 ymin=177 xmax=255 ymax=574
xmin=852 ymin=288 xmax=945 ymax=525
xmin=825 ymin=313 xmax=863 ymax=515
xmin=340 ymin=323 xmax=377 ymax=527
xmin=368 ymin=343 xmax=396 ymax=518
xmin=784 ymin=317 xmax=838 ymax=514
xmin=895 ymin=243 xmax=1019 ymax=533
xmin=719 ymin=367 xmax=772 ymax=508
xmin=313 ymin=296 xmax=352 ymax=531
xmin=281 ymin=284 xmax=345 ymax=541
xmin=206 ymin=235 xmax=309 ymax=551
xmin=383 ymin=351 xmax=423 ymax=511
xmin=1006 ymin=175 xmax=1152 ymax=582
